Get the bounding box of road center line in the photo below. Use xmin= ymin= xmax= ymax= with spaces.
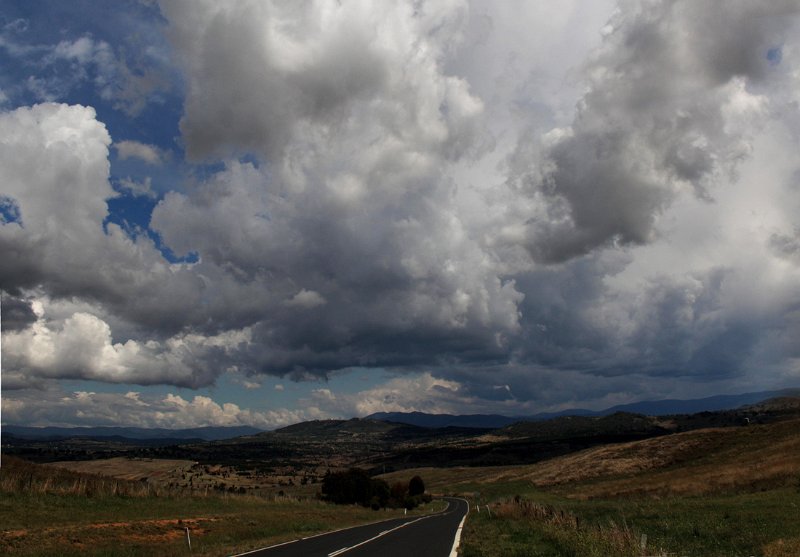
xmin=326 ymin=515 xmax=431 ymax=557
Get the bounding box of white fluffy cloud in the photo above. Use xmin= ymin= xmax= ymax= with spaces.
xmin=2 ymin=389 xmax=314 ymax=429
xmin=2 ymin=295 xmax=252 ymax=388
xmin=307 ymin=373 xmax=468 ymax=416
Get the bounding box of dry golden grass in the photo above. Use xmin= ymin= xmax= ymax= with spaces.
xmin=382 ymin=418 xmax=800 ymax=501
xmin=0 ymin=455 xmax=175 ymax=498
xmin=533 ymin=419 xmax=800 ymax=498
xmin=47 ymin=457 xmax=194 ymax=482
xmin=763 ymin=537 xmax=800 ymax=557
xmin=483 ymin=497 xmax=652 ymax=557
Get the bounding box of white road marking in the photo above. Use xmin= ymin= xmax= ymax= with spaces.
xmin=229 ymin=538 xmax=298 ymax=557
xmin=229 ymin=499 xmax=454 ymax=557
xmin=326 ymin=515 xmax=430 ymax=556
xmin=448 ymin=498 xmax=470 ymax=557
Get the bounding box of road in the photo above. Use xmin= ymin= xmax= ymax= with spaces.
xmin=230 ymin=497 xmax=469 ymax=557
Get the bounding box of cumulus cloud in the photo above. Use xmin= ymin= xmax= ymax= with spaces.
xmin=0 ymin=22 xmax=168 ymax=116
xmin=2 ymin=295 xmax=252 ymax=388
xmin=116 ymin=176 xmax=157 ymax=199
xmin=508 ymin=0 xmax=797 ymax=263
xmin=4 ymin=1 xmax=800 ymax=420
xmin=306 ymin=372 xmax=468 ymax=416
xmin=115 ymin=140 xmax=166 ymax=165
xmin=0 ymin=292 xmax=37 ymax=331
xmin=0 ymin=103 xmax=201 ymax=335
xmin=2 ymin=388 xmax=314 ymax=429
xmin=148 ymin=0 xmax=525 ymax=374
xmin=284 ymin=289 xmax=326 ymax=309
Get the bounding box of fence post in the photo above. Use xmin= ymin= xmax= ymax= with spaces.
xmin=185 ymin=526 xmax=192 ymax=551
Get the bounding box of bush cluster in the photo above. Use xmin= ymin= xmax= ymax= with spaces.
xmin=321 ymin=469 xmax=429 ymax=510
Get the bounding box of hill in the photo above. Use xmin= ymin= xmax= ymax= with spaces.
xmin=365 ymin=411 xmax=519 ymax=429
xmin=367 ymin=388 xmax=800 ymax=428
xmin=7 ymin=396 xmax=800 ymax=481
xmin=3 ymin=424 xmax=262 ymax=442
xmin=381 ymin=410 xmax=800 ymax=501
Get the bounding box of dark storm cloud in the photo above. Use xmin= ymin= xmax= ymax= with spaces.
xmin=0 ymin=292 xmax=37 ymax=331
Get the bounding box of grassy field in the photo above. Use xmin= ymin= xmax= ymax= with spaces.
xmin=46 ymin=457 xmax=324 ymax=498
xmin=0 ymin=457 xmax=442 ymax=556
xmin=381 ymin=419 xmax=800 ymax=556
xmin=459 ymin=488 xmax=800 ymax=557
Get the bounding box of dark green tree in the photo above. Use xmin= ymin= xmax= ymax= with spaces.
xmin=321 ymin=468 xmax=390 ymax=508
xmin=408 ymin=475 xmax=425 ymax=496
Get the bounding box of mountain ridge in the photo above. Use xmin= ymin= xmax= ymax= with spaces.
xmin=366 ymin=388 xmax=800 ymax=428
xmin=2 ymin=424 xmax=263 ymax=442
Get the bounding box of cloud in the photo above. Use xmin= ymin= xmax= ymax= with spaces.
xmin=161 ymin=0 xmax=476 ymax=161
xmin=2 ymin=295 xmax=252 ymax=388
xmin=116 ymin=176 xmax=157 ymax=199
xmin=115 ymin=140 xmax=166 ymax=165
xmin=0 ymin=292 xmax=37 ymax=332
xmin=508 ymin=0 xmax=796 ymax=263
xmin=284 ymin=289 xmax=326 ymax=309
xmin=3 ymin=2 xmax=800 ymax=418
xmin=0 ymin=103 xmax=196 ymax=335
xmin=0 ymin=26 xmax=168 ymax=115
xmin=306 ymin=372 xmax=468 ymax=416
xmin=1 ymin=388 xmax=315 ymax=429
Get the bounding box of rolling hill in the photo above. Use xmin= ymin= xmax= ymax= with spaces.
xmin=3 ymin=424 xmax=263 ymax=442
xmin=366 ymin=388 xmax=800 ymax=428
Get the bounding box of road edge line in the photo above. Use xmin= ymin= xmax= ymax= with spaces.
xmin=448 ymin=498 xmax=470 ymax=557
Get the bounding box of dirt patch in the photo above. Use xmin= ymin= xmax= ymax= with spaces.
xmin=764 ymin=537 xmax=800 ymax=557
xmin=1 ymin=516 xmax=219 ymax=554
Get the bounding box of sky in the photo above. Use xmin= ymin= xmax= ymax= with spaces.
xmin=2 ymin=0 xmax=800 ymax=430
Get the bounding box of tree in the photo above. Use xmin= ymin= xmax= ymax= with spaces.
xmin=408 ymin=475 xmax=425 ymax=496
xmin=321 ymin=468 xmax=390 ymax=508
xmin=390 ymin=481 xmax=407 ymax=502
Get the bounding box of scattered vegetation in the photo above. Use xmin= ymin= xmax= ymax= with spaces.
xmin=0 ymin=457 xmax=433 ymax=556
xmin=0 ymin=456 xmax=174 ymax=498
xmin=463 ymin=496 xmax=643 ymax=557
xmin=451 ymin=418 xmax=800 ymax=556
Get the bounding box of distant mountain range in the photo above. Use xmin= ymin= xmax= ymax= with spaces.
xmin=5 ymin=388 xmax=799 ymax=443
xmin=2 ymin=425 xmax=262 ymax=442
xmin=367 ymin=388 xmax=800 ymax=429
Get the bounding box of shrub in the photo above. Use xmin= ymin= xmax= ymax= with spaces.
xmin=321 ymin=468 xmax=390 ymax=508
xmin=409 ymin=475 xmax=425 ymax=496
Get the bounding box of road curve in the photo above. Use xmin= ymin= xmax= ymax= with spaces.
xmin=230 ymin=497 xmax=469 ymax=557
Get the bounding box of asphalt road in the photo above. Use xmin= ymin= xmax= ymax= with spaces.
xmin=231 ymin=497 xmax=469 ymax=557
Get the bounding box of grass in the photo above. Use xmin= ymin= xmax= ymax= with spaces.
xmin=448 ymin=419 xmax=800 ymax=556
xmin=0 ymin=456 xmax=442 ymax=556
xmin=460 ymin=488 xmax=800 ymax=557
